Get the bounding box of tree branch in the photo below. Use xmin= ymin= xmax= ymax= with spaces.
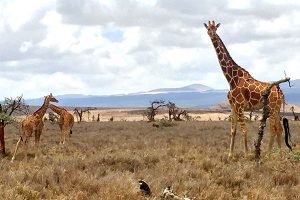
xmin=254 ymin=77 xmax=290 ymax=166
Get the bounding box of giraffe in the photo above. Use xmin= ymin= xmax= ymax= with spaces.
xmin=204 ymin=21 xmax=284 ymax=158
xmin=48 ymin=103 xmax=74 ymax=144
xmin=11 ymin=93 xmax=58 ymax=161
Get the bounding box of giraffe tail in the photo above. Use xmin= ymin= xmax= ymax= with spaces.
xmin=283 ymin=117 xmax=292 ymax=151
xmin=70 ymin=130 xmax=72 ymax=135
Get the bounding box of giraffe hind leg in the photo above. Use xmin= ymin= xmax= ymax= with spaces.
xmin=268 ymin=116 xmax=277 ymax=153
xmin=275 ymin=115 xmax=283 ymax=148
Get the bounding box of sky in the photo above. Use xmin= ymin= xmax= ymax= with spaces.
xmin=1 ymin=0 xmax=300 ymax=99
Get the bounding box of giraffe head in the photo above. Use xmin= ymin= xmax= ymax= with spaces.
xmin=204 ymin=21 xmax=220 ymax=38
xmin=45 ymin=93 xmax=59 ymax=103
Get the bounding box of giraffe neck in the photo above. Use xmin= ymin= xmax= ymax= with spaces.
xmin=210 ymin=34 xmax=251 ymax=89
xmin=33 ymin=97 xmax=50 ymax=118
xmin=48 ymin=104 xmax=64 ymax=115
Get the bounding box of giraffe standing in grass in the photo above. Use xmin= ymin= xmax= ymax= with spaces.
xmin=12 ymin=93 xmax=58 ymax=161
xmin=48 ymin=103 xmax=74 ymax=144
xmin=204 ymin=21 xmax=284 ymax=158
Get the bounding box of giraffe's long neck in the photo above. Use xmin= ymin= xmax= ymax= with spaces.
xmin=211 ymin=34 xmax=251 ymax=89
xmin=33 ymin=97 xmax=50 ymax=118
xmin=49 ymin=104 xmax=64 ymax=115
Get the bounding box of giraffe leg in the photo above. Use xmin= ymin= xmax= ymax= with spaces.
xmin=11 ymin=137 xmax=22 ymax=162
xmin=237 ymin=109 xmax=249 ymax=156
xmin=275 ymin=115 xmax=283 ymax=148
xmin=59 ymin=125 xmax=64 ymax=144
xmin=62 ymin=130 xmax=67 ymax=144
xmin=24 ymin=139 xmax=28 ymax=162
xmin=60 ymin=129 xmax=64 ymax=145
xmin=34 ymin=130 xmax=41 ymax=160
xmin=229 ymin=110 xmax=238 ymax=158
xmin=268 ymin=116 xmax=277 ymax=152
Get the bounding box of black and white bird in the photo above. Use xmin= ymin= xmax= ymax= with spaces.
xmin=138 ymin=179 xmax=151 ymax=196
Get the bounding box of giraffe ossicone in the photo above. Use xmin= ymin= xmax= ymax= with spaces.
xmin=204 ymin=20 xmax=285 ymax=158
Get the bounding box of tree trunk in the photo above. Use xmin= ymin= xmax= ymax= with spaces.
xmin=254 ymin=77 xmax=290 ymax=166
xmin=0 ymin=121 xmax=5 ymax=157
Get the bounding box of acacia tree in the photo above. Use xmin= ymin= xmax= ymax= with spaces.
xmin=0 ymin=95 xmax=29 ymax=157
xmin=73 ymin=107 xmax=94 ymax=123
xmin=290 ymin=106 xmax=299 ymax=121
xmin=166 ymin=101 xmax=189 ymax=121
xmin=48 ymin=111 xmax=59 ymax=124
xmin=145 ymin=100 xmax=166 ymax=122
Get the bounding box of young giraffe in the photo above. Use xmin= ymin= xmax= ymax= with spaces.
xmin=48 ymin=103 xmax=74 ymax=144
xmin=12 ymin=93 xmax=58 ymax=161
xmin=204 ymin=21 xmax=284 ymax=158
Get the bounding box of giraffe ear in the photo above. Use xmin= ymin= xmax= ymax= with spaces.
xmin=216 ymin=23 xmax=221 ymax=28
xmin=204 ymin=23 xmax=208 ymax=29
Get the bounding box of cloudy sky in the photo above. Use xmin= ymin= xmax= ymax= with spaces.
xmin=1 ymin=0 xmax=300 ymax=99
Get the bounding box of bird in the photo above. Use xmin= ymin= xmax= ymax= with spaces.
xmin=138 ymin=179 xmax=151 ymax=196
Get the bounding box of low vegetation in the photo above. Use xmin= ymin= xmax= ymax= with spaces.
xmin=1 ymin=120 xmax=300 ymax=199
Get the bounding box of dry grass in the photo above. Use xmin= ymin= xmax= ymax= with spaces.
xmin=1 ymin=120 xmax=300 ymax=199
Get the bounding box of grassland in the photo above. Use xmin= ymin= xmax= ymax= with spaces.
xmin=1 ymin=120 xmax=300 ymax=199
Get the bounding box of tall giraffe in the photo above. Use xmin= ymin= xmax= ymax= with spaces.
xmin=204 ymin=21 xmax=284 ymax=158
xmin=48 ymin=103 xmax=74 ymax=144
xmin=12 ymin=93 xmax=58 ymax=161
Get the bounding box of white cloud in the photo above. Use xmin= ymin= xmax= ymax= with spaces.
xmin=2 ymin=0 xmax=54 ymax=31
xmin=0 ymin=0 xmax=300 ymax=100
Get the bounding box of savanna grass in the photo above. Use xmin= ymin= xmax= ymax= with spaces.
xmin=1 ymin=120 xmax=300 ymax=199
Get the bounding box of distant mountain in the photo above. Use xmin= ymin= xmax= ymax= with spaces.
xmin=55 ymin=94 xmax=95 ymax=99
xmin=25 ymin=83 xmax=224 ymax=108
xmin=143 ymin=84 xmax=212 ymax=94
xmin=25 ymin=80 xmax=300 ymax=108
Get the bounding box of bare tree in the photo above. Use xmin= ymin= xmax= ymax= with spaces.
xmin=145 ymin=100 xmax=166 ymax=122
xmin=255 ymin=77 xmax=291 ymax=165
xmin=87 ymin=110 xmax=91 ymax=121
xmin=73 ymin=107 xmax=92 ymax=123
xmin=249 ymin=110 xmax=253 ymax=121
xmin=290 ymin=106 xmax=299 ymax=121
xmin=48 ymin=111 xmax=59 ymax=124
xmin=166 ymin=101 xmax=189 ymax=121
xmin=0 ymin=95 xmax=29 ymax=157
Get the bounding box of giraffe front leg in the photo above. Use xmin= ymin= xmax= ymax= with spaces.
xmin=237 ymin=107 xmax=249 ymax=156
xmin=34 ymin=130 xmax=41 ymax=160
xmin=60 ymin=130 xmax=64 ymax=145
xmin=62 ymin=130 xmax=67 ymax=145
xmin=239 ymin=118 xmax=249 ymax=156
xmin=229 ymin=110 xmax=238 ymax=158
